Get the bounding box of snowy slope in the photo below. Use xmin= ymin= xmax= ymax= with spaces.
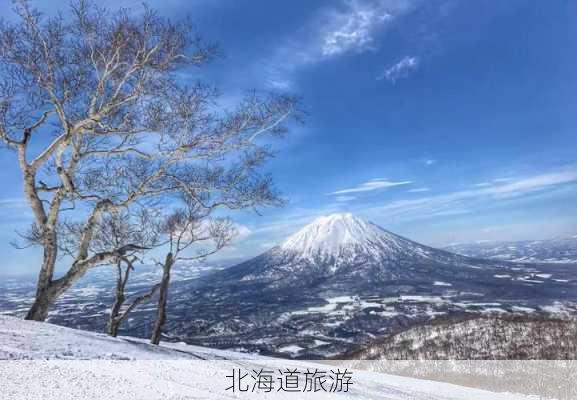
xmin=0 ymin=315 xmax=256 ymax=361
xmin=444 ymin=237 xmax=577 ymax=263
xmin=0 ymin=316 xmax=534 ymax=400
xmin=280 ymin=213 xmax=410 ymax=263
xmin=278 ymin=212 xmax=455 ymax=266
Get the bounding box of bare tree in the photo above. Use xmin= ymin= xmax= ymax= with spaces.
xmin=96 ymin=203 xmax=237 ymax=341
xmin=0 ymin=0 xmax=300 ymax=321
xmin=19 ymin=207 xmax=162 ymax=335
xmin=150 ymin=199 xmax=236 ymax=344
xmin=108 ymin=255 xmax=161 ymax=337
xmin=90 ymin=210 xmax=160 ymax=337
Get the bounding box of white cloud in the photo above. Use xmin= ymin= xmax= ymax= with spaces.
xmin=428 ymin=208 xmax=470 ymax=217
xmin=424 ymin=159 xmax=437 ymax=166
xmin=263 ymin=0 xmax=418 ymax=89
xmin=483 ymin=171 xmax=577 ymax=198
xmin=321 ymin=2 xmax=394 ymax=57
xmin=327 ymin=178 xmax=412 ymax=195
xmin=266 ymin=78 xmax=294 ymax=91
xmin=407 ymin=187 xmax=430 ymax=193
xmin=378 ymin=55 xmax=419 ymax=82
xmin=475 ymin=178 xmax=514 ymax=187
xmin=367 ymin=169 xmax=577 ymax=220
xmin=335 ymin=195 xmax=357 ymax=202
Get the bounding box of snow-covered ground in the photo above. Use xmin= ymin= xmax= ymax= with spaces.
xmin=0 ymin=315 xmax=252 ymax=361
xmin=0 ymin=316 xmax=535 ymax=399
xmin=445 ymin=237 xmax=577 ymax=264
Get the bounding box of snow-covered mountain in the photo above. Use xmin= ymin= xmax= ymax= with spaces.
xmin=166 ymin=214 xmax=577 ymax=357
xmin=279 ymin=213 xmax=421 ymax=265
xmin=444 ymin=237 xmax=577 ymax=264
xmin=216 ymin=213 xmax=472 ymax=286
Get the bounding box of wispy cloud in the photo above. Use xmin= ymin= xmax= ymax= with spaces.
xmin=474 ymin=177 xmax=514 ymax=187
xmin=321 ymin=2 xmax=395 ymax=57
xmin=328 ymin=178 xmax=412 ymax=195
xmin=264 ymin=0 xmax=418 ymax=89
xmin=335 ymin=195 xmax=357 ymax=202
xmin=367 ymin=169 xmax=577 ymax=220
xmin=482 ymin=171 xmax=577 ymax=198
xmin=407 ymin=187 xmax=430 ymax=193
xmin=492 ymin=177 xmax=513 ymax=183
xmin=378 ymin=55 xmax=419 ymax=82
xmin=266 ymin=78 xmax=294 ymax=91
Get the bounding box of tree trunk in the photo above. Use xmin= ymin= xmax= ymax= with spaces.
xmin=108 ymin=293 xmax=124 ymax=337
xmin=26 ymin=199 xmax=112 ymax=321
xmin=25 ymin=234 xmax=59 ymax=321
xmin=108 ymin=260 xmax=127 ymax=337
xmin=26 ymin=260 xmax=91 ymax=321
xmin=25 ymin=287 xmax=56 ymax=321
xmin=108 ymin=320 xmax=120 ymax=337
xmin=150 ymin=252 xmax=173 ymax=345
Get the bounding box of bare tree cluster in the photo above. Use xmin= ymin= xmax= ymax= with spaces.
xmin=0 ymin=0 xmax=300 ymax=323
xmin=89 ymin=205 xmax=233 ymax=343
xmin=150 ymin=198 xmax=236 ymax=344
xmin=90 ymin=210 xmax=159 ymax=337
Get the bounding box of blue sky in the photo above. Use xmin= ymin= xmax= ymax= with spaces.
xmin=1 ymin=0 xmax=577 ymax=275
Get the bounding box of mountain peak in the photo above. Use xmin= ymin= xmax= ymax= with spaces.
xmin=315 ymin=212 xmax=356 ymax=223
xmin=279 ymin=213 xmax=404 ymax=262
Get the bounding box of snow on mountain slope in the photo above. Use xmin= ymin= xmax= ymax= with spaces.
xmin=0 ymin=316 xmax=534 ymax=400
xmin=280 ymin=213 xmax=408 ymax=262
xmin=221 ymin=213 xmax=469 ymax=283
xmin=444 ymin=237 xmax=577 ymax=264
xmin=277 ymin=213 xmax=443 ymax=265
